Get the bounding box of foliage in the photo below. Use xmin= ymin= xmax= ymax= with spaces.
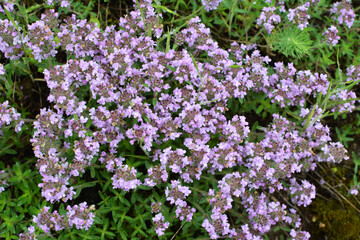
xmin=270 ymin=26 xmax=313 ymax=59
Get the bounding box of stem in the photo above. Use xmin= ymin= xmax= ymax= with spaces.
xmin=21 ymin=118 xmax=36 ymax=123
xmin=170 ymin=222 xmax=186 ymax=240
xmin=249 ymin=27 xmax=264 ymax=44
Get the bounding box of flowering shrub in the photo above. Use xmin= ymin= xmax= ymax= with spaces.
xmin=0 ymin=0 xmax=359 ymax=239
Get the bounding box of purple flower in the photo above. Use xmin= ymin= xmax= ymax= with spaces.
xmin=18 ymin=226 xmax=36 ymax=240
xmin=201 ymin=0 xmax=224 ymax=11
xmin=289 ymin=178 xmax=316 ymax=207
xmin=67 ymin=202 xmax=95 ymax=230
xmin=349 ymin=185 xmax=359 ymax=195
xmin=152 ymin=213 xmax=170 ymax=236
xmin=165 ymin=180 xmax=191 ymax=206
xmin=111 ymin=163 xmax=142 ymax=191
xmin=330 ymin=0 xmax=355 ymax=28
xmin=287 ymin=3 xmax=311 ymax=30
xmin=0 ymin=64 xmax=5 ymax=75
xmin=0 ymin=19 xmax=23 ymax=60
xmin=257 ymin=7 xmax=281 ymax=34
xmin=323 ymin=25 xmax=340 ymax=46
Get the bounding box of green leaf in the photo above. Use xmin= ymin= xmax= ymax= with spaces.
xmin=352 ymin=152 xmax=360 ymax=165
xmin=25 ymin=4 xmax=42 ymax=14
xmin=153 ymin=4 xmax=178 ymax=15
xmin=124 ymin=155 xmax=149 ymax=160
xmin=89 ymin=16 xmax=101 ymax=28
xmin=94 ymin=216 xmax=103 ymax=225
xmin=3 ymin=7 xmax=19 ymax=31
xmin=90 ymin=167 xmax=96 ymax=178
xmin=3 ymin=148 xmax=17 ymax=155
xmin=16 ymin=195 xmax=29 ymax=207
xmin=119 ymin=230 xmax=128 ymax=240
xmin=271 ymin=27 xmax=313 ymax=59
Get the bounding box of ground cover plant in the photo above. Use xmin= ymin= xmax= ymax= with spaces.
xmin=1 ymin=0 xmax=360 ymax=239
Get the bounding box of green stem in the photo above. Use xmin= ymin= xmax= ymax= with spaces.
xmin=249 ymin=27 xmax=264 ymax=44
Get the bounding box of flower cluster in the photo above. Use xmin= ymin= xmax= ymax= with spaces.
xmin=66 ymin=202 xmax=96 ymax=230
xmin=0 ymin=170 xmax=7 ymax=193
xmin=349 ymin=184 xmax=360 ymax=195
xmin=23 ymin=10 xmax=59 ymax=62
xmin=201 ymin=0 xmax=224 ymax=11
xmin=0 ymin=64 xmax=5 ymax=75
xmin=152 ymin=213 xmax=170 ymax=236
xmin=18 ymin=226 xmax=36 ymax=240
xmin=329 ymin=89 xmax=356 ymax=113
xmin=0 ymin=19 xmax=23 ymax=60
xmin=346 ymin=64 xmax=360 ymax=82
xmin=289 ymin=178 xmax=316 ymax=207
xmin=323 ymin=25 xmax=340 ymax=46
xmin=0 ymin=100 xmax=24 ymax=133
xmin=287 ymin=2 xmax=311 ymax=30
xmin=2 ymin=0 xmax=352 ymax=239
xmin=32 ymin=203 xmax=95 ymax=233
xmin=165 ymin=180 xmax=192 ymax=207
xmin=45 ymin=0 xmax=70 ymax=7
xmin=0 ymin=1 xmax=15 ymax=13
xmin=266 ymin=62 xmax=329 ymax=108
xmin=330 ymin=0 xmax=355 ymax=28
xmin=257 ymin=6 xmax=281 ymax=34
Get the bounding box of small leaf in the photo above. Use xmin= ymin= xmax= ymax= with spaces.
xmin=90 ymin=167 xmax=96 ymax=178
xmin=153 ymin=5 xmax=178 ymax=15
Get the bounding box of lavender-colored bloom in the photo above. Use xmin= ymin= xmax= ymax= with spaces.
xmin=287 ymin=3 xmax=311 ymax=30
xmin=330 ymin=0 xmax=355 ymax=28
xmin=23 ymin=19 xmax=58 ymax=62
xmin=289 ymin=178 xmax=316 ymax=207
xmin=0 ymin=19 xmax=24 ymax=60
xmin=152 ymin=213 xmax=170 ymax=236
xmin=346 ymin=64 xmax=360 ymax=82
xmin=0 ymin=101 xmax=24 ymax=132
xmin=33 ymin=203 xmax=95 ymax=234
xmin=144 ymin=165 xmax=168 ymax=187
xmin=290 ymin=229 xmax=311 ymax=240
xmin=201 ymin=0 xmax=224 ymax=11
xmin=329 ymin=89 xmax=356 ymax=113
xmin=67 ymin=202 xmax=95 ymax=230
xmin=151 ymin=202 xmax=162 ymax=213
xmin=27 ymin=3 xmax=351 ymax=239
xmin=0 ymin=64 xmax=5 ymax=75
xmin=18 ymin=226 xmax=36 ymax=240
xmin=323 ymin=25 xmax=340 ymax=46
xmin=111 ymin=163 xmax=142 ymax=191
xmin=0 ymin=1 xmax=15 ymax=13
xmin=175 ymin=206 xmax=196 ymax=222
xmin=0 ymin=170 xmax=7 ymax=193
xmin=165 ymin=180 xmax=191 ymax=207
xmin=349 ymin=185 xmax=359 ymax=195
xmin=257 ymin=7 xmax=281 ymax=34
xmin=45 ymin=0 xmax=70 ymax=7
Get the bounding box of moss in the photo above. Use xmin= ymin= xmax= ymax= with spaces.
xmin=309 ymin=198 xmax=360 ymax=240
